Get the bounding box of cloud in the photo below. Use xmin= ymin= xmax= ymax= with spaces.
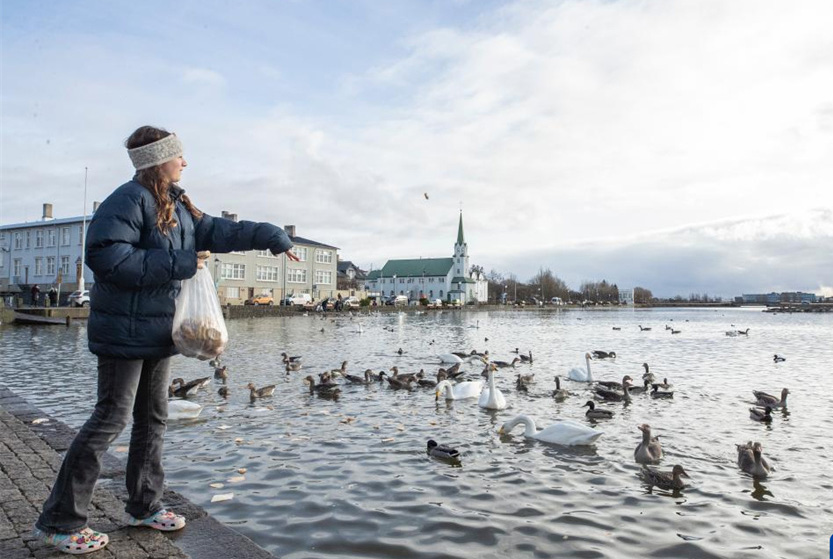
xmin=181 ymin=68 xmax=227 ymax=88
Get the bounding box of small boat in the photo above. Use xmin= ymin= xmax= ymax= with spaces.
xmin=13 ymin=311 xmax=67 ymax=325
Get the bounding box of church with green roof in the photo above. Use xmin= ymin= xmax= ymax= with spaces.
xmin=364 ymin=213 xmax=488 ymax=303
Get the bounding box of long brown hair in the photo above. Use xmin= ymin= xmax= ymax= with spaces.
xmin=125 ymin=126 xmax=202 ymax=233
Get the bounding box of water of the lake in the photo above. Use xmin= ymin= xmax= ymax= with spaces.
xmin=2 ymin=308 xmax=830 ymax=558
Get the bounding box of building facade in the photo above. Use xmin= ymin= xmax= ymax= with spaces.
xmin=364 ymin=213 xmax=488 ymax=304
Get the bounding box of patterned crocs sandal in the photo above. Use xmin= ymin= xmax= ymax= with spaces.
xmin=127 ymin=508 xmax=186 ymax=531
xmin=34 ymin=526 xmax=109 ymax=555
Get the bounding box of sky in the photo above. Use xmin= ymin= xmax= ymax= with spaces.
xmin=1 ymin=0 xmax=831 ymax=297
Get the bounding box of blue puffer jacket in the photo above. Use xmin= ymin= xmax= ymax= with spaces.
xmin=85 ymin=179 xmax=293 ymax=359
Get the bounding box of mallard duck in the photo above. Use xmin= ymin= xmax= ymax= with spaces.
xmin=169 ymin=378 xmax=203 ymax=398
xmin=479 ymin=365 xmax=507 ymax=410
xmin=568 ymin=353 xmax=594 ymax=382
xmin=303 ymin=376 xmax=341 ymax=396
xmin=592 ymin=350 xmax=616 ymax=359
xmin=519 ymin=351 xmax=533 ymax=363
xmin=583 ymin=400 xmax=614 ymax=419
xmin=435 ymin=379 xmax=483 ymax=400
xmin=246 ymin=382 xmax=276 ymax=400
xmin=281 ymin=352 xmax=302 ymax=364
xmin=427 ymin=439 xmax=460 ymax=459
xmin=168 ymin=400 xmax=203 ymax=420
xmin=627 ymin=379 xmax=651 ymax=395
xmin=552 ymin=376 xmax=569 ymax=401
xmin=217 ymin=386 xmax=230 ymax=398
xmin=642 ymin=464 xmax=689 ymax=490
xmin=749 ymin=406 xmax=773 ymax=422
xmin=499 ymin=415 xmax=603 ymax=446
xmin=634 ymin=424 xmax=663 ymax=464
xmin=753 ymin=388 xmax=788 ymax=409
xmin=492 ymin=357 xmax=521 ymax=368
xmin=737 ymin=441 xmax=772 ymax=477
xmin=214 ymin=366 xmax=228 ymax=381
xmin=364 ymin=369 xmax=385 ymax=382
xmin=650 ymin=386 xmax=674 ymax=399
xmin=773 ymin=354 xmax=786 ymax=363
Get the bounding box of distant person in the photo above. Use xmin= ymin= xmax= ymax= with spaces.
xmin=31 ymin=284 xmax=40 ymax=306
xmin=33 ymin=125 xmax=299 ymax=555
xmin=48 ymin=286 xmax=58 ymax=306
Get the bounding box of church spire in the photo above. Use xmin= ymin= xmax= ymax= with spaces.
xmin=456 ymin=211 xmax=465 ymax=245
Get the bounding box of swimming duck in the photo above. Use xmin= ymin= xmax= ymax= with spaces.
xmin=303 ymin=376 xmax=341 ymax=396
xmin=214 ymin=366 xmax=228 ymax=381
xmin=365 ymin=369 xmax=386 ymax=382
xmin=567 ymin=353 xmax=594 ymax=382
xmin=479 ymin=365 xmax=507 ymax=410
xmin=499 ymin=415 xmax=603 ymax=446
xmin=343 ymin=370 xmax=372 ymax=384
xmin=386 ymin=376 xmax=414 ymax=391
xmin=749 ymin=406 xmax=773 ymax=422
xmin=737 ymin=328 xmax=750 ymax=335
xmin=634 ymin=424 xmax=663 ymax=464
xmin=737 ymin=441 xmax=772 ymax=477
xmin=641 ymin=465 xmax=689 ymax=490
xmin=517 ymin=372 xmax=535 ymax=385
xmin=390 ymin=366 xmax=419 ymax=383
xmin=417 ymin=377 xmax=438 ymax=388
xmin=753 ymin=388 xmax=789 ymax=409
xmin=445 ymin=362 xmax=462 ymax=376
xmin=168 ymin=378 xmax=203 ymax=398
xmin=427 ymin=440 xmax=460 ymax=459
xmin=552 ymin=377 xmax=569 ymax=401
xmin=330 ymin=361 xmax=348 ymax=377
xmin=583 ymin=400 xmax=614 ymax=419
xmin=627 ymin=379 xmax=652 ymax=395
xmin=208 ymin=357 xmax=222 ymax=368
xmin=285 ymin=361 xmax=302 ymax=373
xmin=246 ymin=382 xmax=276 ymax=401
xmin=592 ymin=350 xmax=616 ymax=359
xmin=217 ymin=386 xmax=230 ymax=398
xmin=773 ymin=354 xmax=786 ymax=363
xmin=281 ymin=352 xmax=302 ymax=364
xmin=595 ymin=378 xmax=633 ymax=402
xmin=612 ymin=327 xmax=621 ymax=331
xmin=652 ymin=378 xmax=672 ymax=390
xmin=435 ymin=379 xmax=483 ymax=401
xmin=638 ymin=325 xmax=651 ymax=331
xmin=167 ymin=400 xmax=203 ymax=420
xmin=596 ymin=375 xmax=633 ymax=391
xmin=650 ymin=386 xmax=674 ymax=399
xmin=492 ymin=357 xmax=521 ymax=368
xmin=519 ymin=351 xmax=533 ymax=363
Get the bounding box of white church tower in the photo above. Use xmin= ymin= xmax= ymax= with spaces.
xmin=453 ymin=211 xmax=469 ymax=278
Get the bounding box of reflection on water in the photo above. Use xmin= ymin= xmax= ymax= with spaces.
xmin=2 ymin=308 xmax=831 ymax=558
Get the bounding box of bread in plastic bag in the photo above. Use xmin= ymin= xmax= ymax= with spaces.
xmin=172 ymin=266 xmax=228 ymax=360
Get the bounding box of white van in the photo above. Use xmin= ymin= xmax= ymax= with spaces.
xmin=290 ymin=293 xmax=312 ymax=306
xmin=394 ymin=295 xmax=408 ymax=306
xmin=550 ymin=297 xmax=564 ymax=306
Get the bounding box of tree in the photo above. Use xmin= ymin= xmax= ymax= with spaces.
xmin=634 ymin=287 xmax=653 ymax=304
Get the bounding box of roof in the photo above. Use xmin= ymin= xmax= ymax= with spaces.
xmin=337 ymin=260 xmax=366 ymax=277
xmin=456 ymin=212 xmax=465 ymax=245
xmin=366 ymin=270 xmax=381 ymax=280
xmin=451 ymin=276 xmax=476 ymax=284
xmin=380 ymin=258 xmax=453 ymax=278
xmin=289 ymin=235 xmax=338 ymax=250
xmin=0 ymin=215 xmax=92 ymax=231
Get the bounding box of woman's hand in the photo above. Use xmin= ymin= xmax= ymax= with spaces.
xmin=285 ymin=250 xmax=300 ymax=262
xmin=197 ymin=250 xmax=211 ymax=269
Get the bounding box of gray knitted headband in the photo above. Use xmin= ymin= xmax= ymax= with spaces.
xmin=127 ymin=134 xmax=183 ymax=170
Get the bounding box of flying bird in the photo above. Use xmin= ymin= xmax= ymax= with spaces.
xmin=424 ymin=192 xmax=429 ymax=200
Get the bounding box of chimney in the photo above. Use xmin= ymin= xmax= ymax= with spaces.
xmin=42 ymin=203 xmax=53 ymax=220
xmin=229 ymin=213 xmax=238 ymax=222
xmin=221 ymin=210 xmax=230 ymax=219
xmin=92 ymin=201 xmax=100 ymax=213
xmin=284 ymin=225 xmax=296 ymax=237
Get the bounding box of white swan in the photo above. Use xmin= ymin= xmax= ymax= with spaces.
xmin=438 ymin=353 xmax=464 ymax=364
xmin=479 ymin=366 xmax=507 ymax=410
xmin=568 ymin=352 xmax=594 ymax=382
xmin=435 ymin=379 xmax=484 ymax=400
xmin=499 ymin=414 xmax=603 ymax=446
xmin=168 ymin=399 xmax=203 ymax=420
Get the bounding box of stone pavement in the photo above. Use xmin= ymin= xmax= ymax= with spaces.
xmin=0 ymin=387 xmax=274 ymax=559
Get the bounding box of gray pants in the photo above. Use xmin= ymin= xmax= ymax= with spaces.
xmin=36 ymin=356 xmax=171 ymax=533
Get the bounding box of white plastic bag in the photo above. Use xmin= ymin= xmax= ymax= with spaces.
xmin=171 ymin=266 xmax=228 ymax=360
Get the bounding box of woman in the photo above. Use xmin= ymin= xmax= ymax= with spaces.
xmin=34 ymin=126 xmax=299 ymax=554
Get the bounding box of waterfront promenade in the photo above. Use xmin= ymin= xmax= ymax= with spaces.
xmin=0 ymin=387 xmax=273 ymax=559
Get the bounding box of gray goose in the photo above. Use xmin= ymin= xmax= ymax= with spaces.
xmin=303 ymin=376 xmax=341 ymax=396
xmin=552 ymin=376 xmax=569 ymax=401
xmin=246 ymin=382 xmax=276 ymax=401
xmin=753 ymin=388 xmax=788 ymax=409
xmin=634 ymin=424 xmax=662 ymax=464
xmin=737 ymin=441 xmax=772 ymax=477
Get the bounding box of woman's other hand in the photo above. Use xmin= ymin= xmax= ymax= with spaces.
xmin=280 ymin=249 xmax=300 ymax=261
xmin=197 ymin=250 xmax=211 ymax=269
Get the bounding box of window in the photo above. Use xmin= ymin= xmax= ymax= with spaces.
xmin=256 ymin=250 xmax=275 ymax=258
xmin=47 ymin=257 xmax=56 ymax=276
xmin=225 ymin=286 xmax=240 ymax=299
xmin=14 ymin=232 xmax=22 ymax=250
xmin=293 ymin=247 xmax=307 ymax=261
xmin=47 ymin=229 xmax=56 ymax=247
xmin=399 ymin=278 xmax=404 ymax=284
xmin=35 ymin=230 xmax=44 ymax=248
xmin=25 ymin=231 xmax=31 ymax=249
xmin=315 ymin=249 xmax=333 ymax=264
xmin=61 ymin=227 xmax=71 ymax=246
xmin=440 ymin=290 xmax=444 ymax=297
xmin=35 ymin=258 xmax=44 ymax=275
xmin=287 ymin=268 xmax=307 ymax=283
xmin=60 ymin=256 xmax=70 ymax=276
xmin=78 ymin=225 xmax=84 ymax=244
xmin=13 ymin=259 xmax=21 ymax=277
xmin=221 ymin=263 xmax=246 ymax=280
xmin=315 ymin=270 xmax=332 ymax=285
xmin=256 ymin=265 xmax=279 ymax=282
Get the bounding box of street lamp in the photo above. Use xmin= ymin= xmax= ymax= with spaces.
xmin=503 ymin=284 xmax=507 ymax=304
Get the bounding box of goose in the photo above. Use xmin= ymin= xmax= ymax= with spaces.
xmin=753 ymin=388 xmax=789 ymax=409
xmin=427 ymin=440 xmax=460 ymax=459
xmin=650 ymin=386 xmax=674 ymax=399
xmin=303 ymin=375 xmax=341 ymax=396
xmin=638 ymin=325 xmax=652 ymax=331
xmin=479 ymin=365 xmax=507 ymax=410
xmin=641 ymin=465 xmax=689 ymax=490
xmin=725 ymin=330 xmax=739 ymax=337
xmin=491 ymin=357 xmax=521 ymax=369
xmin=749 ymin=406 xmax=773 ymax=422
xmin=596 ymin=375 xmax=633 ymax=391
xmin=583 ymin=400 xmax=614 ymax=419
xmin=214 ymin=366 xmax=228 ymax=381
xmin=634 ymin=424 xmax=663 ymax=464
xmin=285 ymin=361 xmax=302 ymax=373
xmin=365 ymin=369 xmax=386 ymax=382
xmin=612 ymin=327 xmax=621 ymax=331
xmin=445 ymin=362 xmax=462 ymax=376
xmin=670 ymin=329 xmax=682 ymax=335
xmin=737 ymin=328 xmax=750 ymax=335
xmin=517 ymin=372 xmax=535 ymax=385
xmin=169 ymin=378 xmax=202 ymax=398
xmin=499 ymin=415 xmax=603 ymax=446
xmin=417 ymin=377 xmax=438 ymax=388
xmin=665 ymin=324 xmax=672 ymax=331
xmin=511 ymin=348 xmax=520 ymax=354
xmin=330 ymin=361 xmax=348 ymax=377
xmin=386 ymin=376 xmax=414 ymax=391
xmin=552 ymin=377 xmax=569 ymax=401
xmin=281 ymin=352 xmax=302 ymax=363
xmin=390 ymin=366 xmax=419 ymax=383
xmin=194 ymin=377 xmax=211 ymax=390
xmin=592 ymin=350 xmax=616 ymax=359
xmin=515 ymin=375 xmax=529 ymax=393
xmin=519 ymin=351 xmax=533 ymax=363
xmin=343 ymin=370 xmax=372 ymax=384
xmin=167 ymin=399 xmax=203 ymax=420
xmin=737 ymin=441 xmax=772 ymax=477
xmin=595 ymin=379 xmax=632 ymax=402
xmin=652 ymin=378 xmax=673 ymax=390
xmin=773 ymin=354 xmax=786 ymax=363
xmin=246 ymin=382 xmax=276 ymax=401
xmin=627 ymin=378 xmax=652 ymax=395
xmin=567 ymin=353 xmax=594 ymax=382
xmin=435 ymin=379 xmax=483 ymax=401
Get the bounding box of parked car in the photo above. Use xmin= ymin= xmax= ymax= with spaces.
xmin=342 ymin=296 xmax=361 ymax=309
xmin=68 ymin=290 xmax=90 ymax=307
xmin=289 ymin=293 xmax=312 ymax=306
xmin=244 ymin=294 xmax=274 ymax=305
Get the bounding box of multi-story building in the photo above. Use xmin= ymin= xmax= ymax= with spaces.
xmin=364 ymin=212 xmax=488 ymax=303
xmin=212 ymin=216 xmax=338 ymax=304
xmin=0 ymin=203 xmax=96 ymax=301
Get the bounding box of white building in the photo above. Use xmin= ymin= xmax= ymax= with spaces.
xmin=618 ymin=288 xmax=634 ymax=305
xmin=364 ymin=213 xmax=488 ymax=304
